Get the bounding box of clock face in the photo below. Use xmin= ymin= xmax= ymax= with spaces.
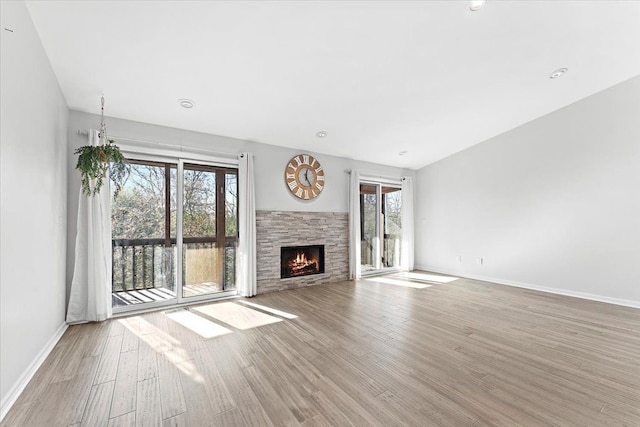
xmin=285 ymin=154 xmax=325 ymax=200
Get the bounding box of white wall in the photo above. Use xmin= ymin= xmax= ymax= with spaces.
xmin=415 ymin=75 xmax=640 ymax=307
xmin=0 ymin=0 xmax=69 ymax=410
xmin=67 ymin=111 xmax=414 ymax=296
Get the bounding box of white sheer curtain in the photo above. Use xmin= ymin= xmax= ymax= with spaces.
xmin=401 ymin=176 xmax=415 ymax=271
xmin=237 ymin=152 xmax=257 ymax=297
xmin=66 ymin=130 xmax=112 ymax=323
xmin=348 ymin=169 xmax=362 ymax=280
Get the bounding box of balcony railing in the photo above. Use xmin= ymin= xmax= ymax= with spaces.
xmin=112 ymin=238 xmax=236 ymax=294
xmin=360 ymin=235 xmax=401 ymax=269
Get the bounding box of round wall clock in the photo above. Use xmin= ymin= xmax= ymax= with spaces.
xmin=285 ymin=154 xmax=325 ymax=200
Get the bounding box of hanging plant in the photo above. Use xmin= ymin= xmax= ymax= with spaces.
xmin=75 ymin=96 xmax=129 ymax=197
xmin=75 ymin=139 xmax=128 ymax=197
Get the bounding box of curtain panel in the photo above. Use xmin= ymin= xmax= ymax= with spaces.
xmin=237 ymin=152 xmax=257 ymax=297
xmin=66 ymin=130 xmax=113 ymax=323
xmin=401 ymin=176 xmax=415 ymax=271
xmin=348 ymin=169 xmax=362 ymax=280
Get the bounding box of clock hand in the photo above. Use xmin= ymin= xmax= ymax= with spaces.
xmin=304 ymin=169 xmax=312 ymax=186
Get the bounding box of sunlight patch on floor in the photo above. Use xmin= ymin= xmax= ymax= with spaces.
xmin=191 ymin=301 xmax=283 ymax=330
xmin=119 ymin=317 xmax=204 ymax=383
xmin=236 ymin=300 xmax=298 ymax=319
xmin=392 ymin=271 xmax=459 ymax=283
xmin=165 ymin=309 xmax=233 ymax=339
xmin=364 ymin=276 xmax=432 ymax=289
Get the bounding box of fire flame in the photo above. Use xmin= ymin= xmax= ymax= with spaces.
xmin=295 ymin=252 xmax=308 ymax=265
xmin=284 ymin=249 xmax=320 ymax=277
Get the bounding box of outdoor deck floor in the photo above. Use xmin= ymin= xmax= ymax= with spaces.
xmin=112 ymin=283 xmax=227 ymax=307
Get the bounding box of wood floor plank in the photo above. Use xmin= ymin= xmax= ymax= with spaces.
xmin=94 ymin=334 xmax=123 ymax=385
xmin=300 ymin=414 xmax=333 ymax=427
xmin=50 ymin=327 xmax=97 ymax=384
xmin=80 ymin=381 xmax=115 ymax=427
xmin=156 ymin=353 xmax=187 ymax=420
xmin=241 ymin=365 xmax=300 ymax=426
xmin=0 ymin=401 xmax=35 ymax=427
xmin=137 ymin=341 xmax=158 ymax=382
xmin=197 ymin=338 xmax=250 ymax=395
xmin=3 ymin=272 xmax=639 ymax=427
xmin=110 ymin=350 xmax=138 ymax=418
xmin=210 ymin=408 xmax=248 ymax=427
xmin=9 ymin=344 xmax=67 ymax=406
xmin=173 ymin=358 xmax=220 ymax=426
xmin=121 ymin=327 xmax=140 ymax=353
xmin=161 ymin=413 xmax=187 ymax=427
xmin=190 ymin=348 xmax=237 ymax=415
xmin=306 ymin=390 xmax=357 ymax=427
xmin=246 ymin=347 xmax=319 ymax=423
xmin=107 ymin=411 xmax=136 ymax=427
xmin=136 ymin=377 xmax=161 ymax=427
xmin=231 ymin=386 xmax=276 ymax=427
xmin=11 ymin=355 xmax=100 ymax=427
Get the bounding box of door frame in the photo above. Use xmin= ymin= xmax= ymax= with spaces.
xmin=359 ymin=176 xmax=403 ymax=276
xmin=112 ymin=146 xmax=239 ymax=314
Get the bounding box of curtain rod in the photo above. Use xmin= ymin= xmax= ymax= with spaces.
xmin=345 ymin=168 xmax=405 ymax=182
xmin=75 ymin=129 xmax=238 ymax=158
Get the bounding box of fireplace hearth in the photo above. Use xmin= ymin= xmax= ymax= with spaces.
xmin=281 ymin=245 xmax=325 ymax=279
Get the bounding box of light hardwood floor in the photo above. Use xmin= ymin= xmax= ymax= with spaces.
xmin=2 ymin=271 xmax=639 ymax=426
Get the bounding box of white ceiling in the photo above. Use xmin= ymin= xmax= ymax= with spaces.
xmin=25 ymin=1 xmax=640 ymax=170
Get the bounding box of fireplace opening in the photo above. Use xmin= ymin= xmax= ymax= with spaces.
xmin=281 ymin=245 xmax=325 ymax=279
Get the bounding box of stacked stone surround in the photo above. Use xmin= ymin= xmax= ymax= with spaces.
xmin=256 ymin=210 xmax=349 ymax=293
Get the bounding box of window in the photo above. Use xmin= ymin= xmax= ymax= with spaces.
xmin=111 ymin=158 xmax=238 ymax=310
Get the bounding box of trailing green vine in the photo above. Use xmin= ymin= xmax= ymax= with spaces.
xmin=75 ymin=139 xmax=129 ymax=197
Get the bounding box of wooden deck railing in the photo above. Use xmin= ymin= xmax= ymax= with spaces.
xmin=112 ymin=238 xmax=236 ymax=293
xmin=361 ymin=235 xmax=401 ymax=269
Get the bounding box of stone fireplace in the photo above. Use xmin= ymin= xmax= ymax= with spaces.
xmin=256 ymin=211 xmax=348 ymax=293
xmin=281 ymin=245 xmax=325 ymax=279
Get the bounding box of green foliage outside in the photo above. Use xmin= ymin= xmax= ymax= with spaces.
xmin=111 ymin=161 xmax=238 ymax=293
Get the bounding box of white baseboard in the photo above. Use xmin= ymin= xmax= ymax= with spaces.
xmin=0 ymin=322 xmax=68 ymax=421
xmin=414 ymin=265 xmax=640 ymax=309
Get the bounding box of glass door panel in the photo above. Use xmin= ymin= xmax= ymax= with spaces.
xmin=111 ymin=160 xmax=178 ymax=309
xmin=182 ymin=164 xmax=219 ymax=298
xmin=224 ymin=172 xmax=238 ymax=290
xmin=360 ymin=182 xmax=402 ymax=274
xmin=382 ymin=186 xmax=402 ymax=268
xmin=181 ymin=164 xmax=237 ymax=299
xmin=360 ymin=183 xmax=379 ymax=273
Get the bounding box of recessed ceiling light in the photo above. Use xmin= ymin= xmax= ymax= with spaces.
xmin=469 ymin=0 xmax=486 ymax=11
xmin=399 ymin=150 xmax=408 ymax=156
xmin=316 ymin=131 xmax=328 ymax=138
xmin=549 ymin=68 xmax=568 ymax=79
xmin=178 ymin=98 xmax=195 ymax=109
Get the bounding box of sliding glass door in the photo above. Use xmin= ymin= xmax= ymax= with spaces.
xmin=111 ymin=157 xmax=237 ymax=312
xmin=111 ymin=160 xmax=178 ymax=308
xmin=382 ymin=186 xmax=402 ymax=268
xmin=360 ymin=182 xmax=402 ymax=274
xmin=181 ymin=163 xmax=237 ymax=300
